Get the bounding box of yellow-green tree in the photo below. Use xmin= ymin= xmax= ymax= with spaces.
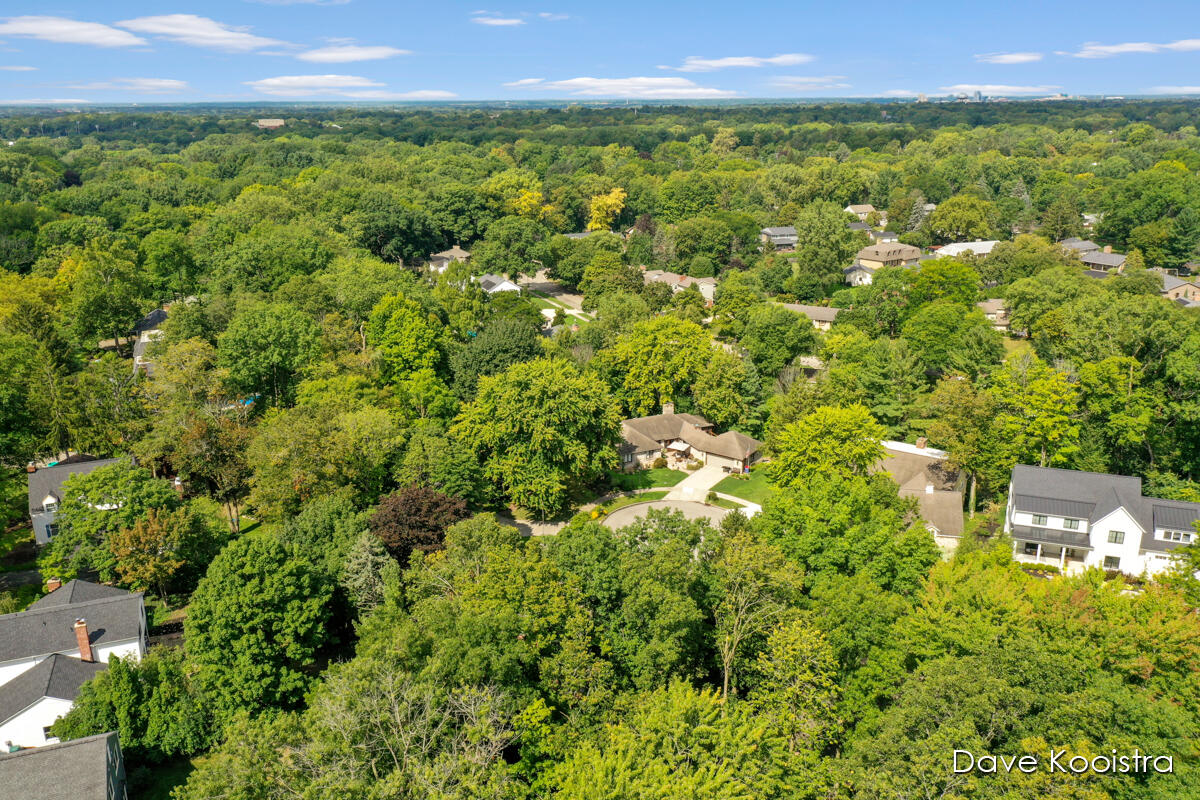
xmin=587 ymin=187 xmax=627 ymax=232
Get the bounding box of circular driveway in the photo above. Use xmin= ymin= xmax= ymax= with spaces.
xmin=602 ymin=500 xmax=730 ymax=530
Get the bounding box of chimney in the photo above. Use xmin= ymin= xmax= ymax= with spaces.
xmin=662 ymin=401 xmax=675 ymax=416
xmin=1103 ymin=245 xmax=1112 ymax=254
xmin=74 ymin=619 xmax=94 ymax=663
xmin=915 ymin=437 xmax=928 ymax=449
xmin=26 ymin=462 xmax=36 ymax=474
xmin=46 ymin=577 xmax=62 ymax=593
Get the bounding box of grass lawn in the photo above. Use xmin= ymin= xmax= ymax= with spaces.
xmin=1002 ymin=337 xmax=1032 ymax=357
xmin=596 ymin=490 xmax=669 ymax=517
xmin=712 ymin=468 xmax=774 ymax=505
xmin=608 ymin=468 xmax=687 ymax=491
xmin=708 ymin=497 xmax=744 ymax=510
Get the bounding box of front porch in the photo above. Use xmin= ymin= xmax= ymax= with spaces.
xmin=1012 ymin=540 xmax=1088 ymax=573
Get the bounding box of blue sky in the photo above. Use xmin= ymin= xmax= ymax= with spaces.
xmin=2 ymin=1 xmax=1200 ymax=103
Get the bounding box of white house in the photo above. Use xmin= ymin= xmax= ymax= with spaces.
xmin=27 ymin=457 xmax=125 ymax=546
xmin=428 ymin=245 xmax=471 ymax=273
xmin=476 ymin=273 xmax=522 ymax=294
xmin=843 ymin=263 xmax=877 ymax=286
xmin=643 ymin=269 xmax=718 ymax=304
xmin=778 ymin=303 xmax=840 ymax=331
xmin=845 ymin=204 xmax=876 ymax=222
xmin=0 ymin=581 xmax=146 ymax=692
xmin=760 ymin=226 xmax=798 ymax=251
xmin=1003 ymin=465 xmax=1200 ymax=575
xmin=0 ymin=655 xmax=106 ymax=748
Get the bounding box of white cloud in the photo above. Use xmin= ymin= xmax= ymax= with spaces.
xmin=297 ymin=45 xmax=410 ymax=62
xmin=528 ymin=76 xmax=736 ymax=98
xmin=771 ymin=75 xmax=851 ymax=91
xmin=116 ymin=14 xmax=287 ymax=52
xmin=538 ymin=12 xmax=568 ymax=20
xmin=64 ymin=78 xmax=189 ymax=93
xmin=662 ymin=53 xmax=814 ymax=72
xmin=939 ymin=83 xmax=1061 ymax=94
xmin=1061 ymin=38 xmax=1200 ymax=58
xmin=0 ymin=66 xmax=37 ymax=71
xmin=246 ymin=74 xmax=454 ymax=99
xmin=975 ymin=51 xmax=1043 ymax=64
xmin=0 ymin=16 xmax=147 ymax=47
xmin=471 ymin=13 xmax=525 ymax=26
xmin=0 ymin=98 xmax=93 ymax=104
xmin=504 ymin=78 xmax=545 ymax=87
xmin=881 ymin=89 xmax=920 ymax=97
xmin=1146 ymin=86 xmax=1200 ymax=94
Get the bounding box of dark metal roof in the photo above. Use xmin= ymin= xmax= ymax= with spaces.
xmin=0 ymin=654 xmax=106 ymax=726
xmin=1153 ymin=503 xmax=1200 ymax=531
xmin=0 ymin=731 xmax=123 ymax=800
xmin=26 ymin=458 xmax=124 ymax=516
xmin=0 ymin=586 xmax=143 ymax=665
xmin=1011 ymin=494 xmax=1095 ymax=520
xmin=1011 ymin=525 xmax=1093 ymax=550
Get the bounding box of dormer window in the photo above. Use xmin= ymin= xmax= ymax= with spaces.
xmin=1163 ymin=530 xmax=1193 ymax=543
xmin=41 ymin=494 xmax=59 ymax=513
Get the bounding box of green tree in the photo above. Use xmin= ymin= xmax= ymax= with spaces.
xmin=452 ymin=358 xmax=622 ymax=518
xmin=770 ymin=405 xmax=886 ymax=487
xmin=989 ymin=352 xmax=1080 ymax=468
xmin=366 ymin=292 xmax=443 ymax=382
xmin=217 ymin=303 xmax=320 ymax=406
xmin=927 ymin=195 xmax=996 ymax=243
xmin=593 ymin=316 xmax=712 ymax=416
xmin=66 ymin=246 xmax=146 ymax=349
xmin=739 ymin=304 xmax=815 ymax=377
xmin=926 ymin=375 xmax=997 ymax=514
xmin=185 ymin=531 xmax=334 ymax=717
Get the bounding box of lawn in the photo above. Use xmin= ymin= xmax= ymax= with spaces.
xmin=708 ymin=496 xmax=745 ymax=510
xmin=712 ymin=468 xmax=774 ymax=505
xmin=596 ymin=490 xmax=669 ymax=517
xmin=608 ymin=468 xmax=687 ymax=491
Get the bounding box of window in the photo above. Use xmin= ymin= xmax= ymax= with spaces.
xmin=1023 ymin=542 xmax=1039 ymax=555
xmin=1063 ymin=518 xmax=1080 ymax=530
xmin=1103 ymin=556 xmax=1121 ymax=570
xmin=1107 ymin=530 xmax=1125 ymax=544
xmin=42 ymin=501 xmax=57 ymax=513
xmin=1163 ymin=530 xmax=1193 ymax=543
xmin=1031 ymin=514 xmax=1048 ymax=526
xmin=45 ymin=524 xmax=57 ymax=540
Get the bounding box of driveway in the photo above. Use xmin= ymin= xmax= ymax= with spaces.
xmin=665 ymin=464 xmax=728 ymax=503
xmin=602 ymin=499 xmax=729 ymax=530
xmin=521 ymin=270 xmax=585 ymax=312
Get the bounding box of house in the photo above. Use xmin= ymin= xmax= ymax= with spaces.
xmin=869 ymin=229 xmax=899 ymax=244
xmin=1082 ymin=213 xmax=1102 ymax=229
xmin=0 ymin=655 xmax=106 ymax=748
xmin=1081 ymin=250 xmax=1126 ymax=271
xmin=779 ymin=302 xmax=840 ymax=331
xmin=1157 ymin=271 xmax=1200 ymax=301
xmin=876 ymin=440 xmax=965 ymax=547
xmin=845 ymin=204 xmax=876 ymax=222
xmin=643 ymin=269 xmax=718 ymax=304
xmin=855 ymin=243 xmax=922 ymax=271
xmin=1083 ymin=269 xmax=1111 ymax=281
xmin=27 ymin=456 xmax=124 ymax=545
xmin=563 ymin=232 xmax=592 ymax=240
xmin=476 ymin=274 xmax=522 ymax=294
xmin=935 ymin=240 xmax=1000 ymax=258
xmin=428 ymin=245 xmax=471 ymax=273
xmin=1060 ymin=237 xmax=1101 ymax=255
xmin=976 ymin=299 xmax=1010 ymax=332
xmin=843 ymin=263 xmax=878 ymax=286
xmin=131 ymin=308 xmax=167 ymax=376
xmin=620 ymin=402 xmax=761 ymax=473
xmin=0 ymin=580 xmax=147 ymax=690
xmin=254 ymin=118 xmax=285 ymax=130
xmin=847 ymin=221 xmax=871 ymax=234
xmin=0 ymin=731 xmax=127 ymax=799
xmin=760 ymin=226 xmax=798 ymax=251
xmin=1003 ymin=465 xmax=1200 ymax=575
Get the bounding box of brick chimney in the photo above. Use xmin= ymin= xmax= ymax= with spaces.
xmin=46 ymin=577 xmax=62 ymax=593
xmin=1103 ymin=245 xmax=1113 ymax=254
xmin=73 ymin=619 xmax=94 ymax=663
xmin=662 ymin=401 xmax=675 ymax=416
xmin=915 ymin=437 xmax=928 ymax=449
xmin=26 ymin=462 xmax=36 ymax=474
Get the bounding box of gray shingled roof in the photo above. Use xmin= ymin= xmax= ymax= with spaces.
xmin=1060 ymin=237 xmax=1100 ymax=253
xmin=0 ymin=584 xmax=143 ymax=665
xmin=0 ymin=731 xmax=123 ymax=800
xmin=1081 ymin=251 xmax=1126 ymax=269
xmin=27 ymin=458 xmax=123 ymax=517
xmin=761 ymin=226 xmax=796 ymax=236
xmin=29 ymin=580 xmax=132 ymax=610
xmin=779 ymin=303 xmax=840 ymax=323
xmin=0 ymin=654 xmax=106 ymax=726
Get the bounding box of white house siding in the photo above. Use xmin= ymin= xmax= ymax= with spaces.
xmin=1084 ymin=508 xmax=1144 ymax=573
xmin=0 ymin=639 xmax=143 ymax=689
xmin=0 ymin=696 xmax=75 ymax=748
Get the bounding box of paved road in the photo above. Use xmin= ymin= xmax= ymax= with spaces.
xmin=603 ymin=499 xmax=730 ymax=530
xmin=521 ymin=270 xmax=586 ymax=312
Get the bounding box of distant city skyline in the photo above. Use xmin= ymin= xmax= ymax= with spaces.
xmin=1 ymin=1 xmax=1199 ymax=103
